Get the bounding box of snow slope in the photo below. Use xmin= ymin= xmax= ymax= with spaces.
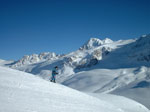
xmin=0 ymin=66 xmax=149 ymax=112
xmin=62 ymin=67 xmax=150 ymax=109
xmin=90 ymin=93 xmax=149 ymax=112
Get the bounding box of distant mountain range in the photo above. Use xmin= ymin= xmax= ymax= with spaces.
xmin=6 ymin=36 xmax=136 ymax=76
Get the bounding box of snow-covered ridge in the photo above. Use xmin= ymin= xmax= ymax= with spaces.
xmin=129 ymin=34 xmax=150 ymax=62
xmin=9 ymin=36 xmax=137 ymax=80
xmin=10 ymin=38 xmax=117 ymax=74
xmin=80 ymin=37 xmax=113 ymax=50
xmin=103 ymin=38 xmax=114 ymax=44
xmin=11 ymin=37 xmax=135 ymax=71
xmin=11 ymin=52 xmax=61 ymax=68
xmin=0 ymin=66 xmax=149 ymax=112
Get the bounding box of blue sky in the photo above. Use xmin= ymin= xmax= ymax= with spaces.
xmin=0 ymin=0 xmax=150 ymax=60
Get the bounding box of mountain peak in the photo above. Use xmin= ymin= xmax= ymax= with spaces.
xmin=11 ymin=52 xmax=59 ymax=68
xmin=79 ymin=38 xmax=102 ymax=50
xmin=103 ymin=38 xmax=113 ymax=44
xmin=80 ymin=37 xmax=113 ymax=50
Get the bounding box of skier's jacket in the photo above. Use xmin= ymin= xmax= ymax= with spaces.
xmin=52 ymin=68 xmax=58 ymax=77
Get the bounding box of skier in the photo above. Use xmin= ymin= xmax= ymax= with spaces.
xmin=50 ymin=66 xmax=58 ymax=83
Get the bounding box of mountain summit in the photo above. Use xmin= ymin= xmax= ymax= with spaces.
xmin=80 ymin=38 xmax=113 ymax=50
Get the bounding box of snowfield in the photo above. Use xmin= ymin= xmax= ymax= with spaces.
xmin=0 ymin=66 xmax=149 ymax=112
xmin=89 ymin=93 xmax=150 ymax=112
xmin=63 ymin=67 xmax=150 ymax=109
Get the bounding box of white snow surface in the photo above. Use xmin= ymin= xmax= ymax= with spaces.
xmin=89 ymin=93 xmax=150 ymax=112
xmin=0 ymin=66 xmax=149 ymax=112
xmin=63 ymin=67 xmax=150 ymax=109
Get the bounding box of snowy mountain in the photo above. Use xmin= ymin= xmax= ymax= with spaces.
xmin=9 ymin=37 xmax=135 ymax=79
xmin=62 ymin=34 xmax=150 ymax=109
xmin=2 ymin=34 xmax=150 ymax=110
xmin=128 ymin=34 xmax=150 ymax=62
xmin=11 ymin=38 xmax=116 ymax=69
xmin=0 ymin=66 xmax=149 ymax=112
xmin=11 ymin=52 xmax=61 ymax=68
xmin=79 ymin=37 xmax=113 ymax=50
